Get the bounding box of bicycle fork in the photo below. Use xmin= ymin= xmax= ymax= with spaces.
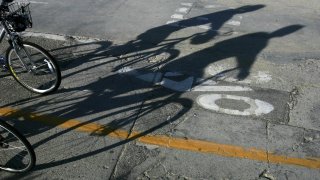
xmin=10 ymin=36 xmax=37 ymax=73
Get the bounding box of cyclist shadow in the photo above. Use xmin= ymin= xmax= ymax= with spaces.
xmin=58 ymin=5 xmax=266 ymax=78
xmin=163 ymin=24 xmax=304 ymax=80
xmin=0 ymin=4 xmax=304 ymax=173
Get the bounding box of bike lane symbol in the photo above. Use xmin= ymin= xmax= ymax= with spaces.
xmin=118 ymin=67 xmax=277 ymax=117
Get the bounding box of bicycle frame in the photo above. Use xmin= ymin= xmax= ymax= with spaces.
xmin=0 ymin=20 xmax=36 ymax=71
xmin=0 ymin=21 xmax=13 ymax=43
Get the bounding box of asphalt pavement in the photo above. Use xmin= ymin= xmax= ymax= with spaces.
xmin=0 ymin=0 xmax=319 ymax=179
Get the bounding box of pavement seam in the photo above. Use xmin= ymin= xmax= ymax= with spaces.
xmin=110 ymin=143 xmax=127 ymax=180
xmin=266 ymin=122 xmax=271 ymax=168
xmin=110 ymin=85 xmax=149 ymax=179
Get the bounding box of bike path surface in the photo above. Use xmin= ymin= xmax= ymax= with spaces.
xmin=0 ymin=0 xmax=319 ymax=179
xmin=0 ymin=33 xmax=319 ymax=179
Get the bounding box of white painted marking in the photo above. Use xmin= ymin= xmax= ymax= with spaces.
xmin=171 ymin=14 xmax=184 ymax=20
xmin=29 ymin=1 xmax=49 ymax=4
xmin=153 ymin=72 xmax=163 ymax=84
xmin=207 ymin=66 xmax=271 ymax=84
xmin=119 ymin=69 xmax=274 ymax=117
xmin=118 ymin=67 xmax=164 ymax=84
xmin=254 ymin=99 xmax=275 ymax=116
xmin=176 ymin=7 xmax=190 ymax=13
xmin=166 ymin=20 xmax=177 ymax=24
xmin=117 ymin=66 xmax=135 ymax=74
xmin=166 ymin=20 xmax=180 ymax=27
xmin=160 ymin=77 xmax=194 ymax=92
xmin=195 ymin=78 xmax=218 ymax=85
xmin=192 ymin=86 xmax=253 ymax=92
xmin=136 ymin=73 xmax=159 ymax=83
xmin=254 ymin=71 xmax=272 ymax=83
xmin=197 ymin=94 xmax=274 ymax=116
xmin=226 ymin=20 xmax=241 ymax=26
xmin=198 ymin=25 xmax=211 ymax=30
xmin=222 ymin=77 xmax=252 ymax=84
xmin=181 ymin=3 xmax=193 ymax=7
xmin=22 ymin=32 xmax=66 ymax=41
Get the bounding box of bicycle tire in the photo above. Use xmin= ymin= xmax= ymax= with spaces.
xmin=0 ymin=120 xmax=36 ymax=173
xmin=6 ymin=41 xmax=61 ymax=94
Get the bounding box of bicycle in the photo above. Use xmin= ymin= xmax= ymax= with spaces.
xmin=0 ymin=118 xmax=35 ymax=172
xmin=0 ymin=0 xmax=61 ymax=94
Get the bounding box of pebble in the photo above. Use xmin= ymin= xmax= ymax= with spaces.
xmin=304 ymin=136 xmax=313 ymax=142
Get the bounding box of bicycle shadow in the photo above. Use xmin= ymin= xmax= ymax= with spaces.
xmin=0 ymin=4 xmax=305 ymax=176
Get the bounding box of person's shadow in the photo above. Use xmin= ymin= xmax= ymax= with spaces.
xmin=57 ymin=5 xmax=266 ymax=79
xmin=163 ymin=25 xmax=304 ymax=80
xmin=107 ymin=5 xmax=266 ymax=59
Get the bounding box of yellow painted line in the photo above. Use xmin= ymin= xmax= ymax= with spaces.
xmin=1 ymin=107 xmax=319 ymax=169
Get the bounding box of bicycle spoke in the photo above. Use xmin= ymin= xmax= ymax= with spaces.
xmin=0 ymin=121 xmax=35 ymax=172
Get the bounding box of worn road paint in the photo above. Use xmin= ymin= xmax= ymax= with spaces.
xmin=226 ymin=20 xmax=241 ymax=26
xmin=192 ymin=85 xmax=252 ymax=92
xmin=166 ymin=20 xmax=180 ymax=26
xmin=160 ymin=77 xmax=194 ymax=92
xmin=197 ymin=94 xmax=274 ymax=116
xmin=118 ymin=67 xmax=255 ymax=92
xmin=204 ymin=5 xmax=218 ymax=9
xmin=118 ymin=68 xmax=255 ymax=92
xmin=0 ymin=107 xmax=319 ymax=169
xmin=118 ymin=68 xmax=272 ymax=116
xmin=206 ymin=65 xmax=272 ymax=84
xmin=29 ymin=1 xmax=49 ymax=4
xmin=176 ymin=7 xmax=190 ymax=14
xmin=198 ymin=25 xmax=211 ymax=30
xmin=22 ymin=32 xmax=67 ymax=41
xmin=254 ymin=71 xmax=272 ymax=83
xmin=181 ymin=3 xmax=193 ymax=7
xmin=171 ymin=14 xmax=184 ymax=20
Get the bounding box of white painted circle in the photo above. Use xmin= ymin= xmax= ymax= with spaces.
xmin=197 ymin=94 xmax=274 ymax=116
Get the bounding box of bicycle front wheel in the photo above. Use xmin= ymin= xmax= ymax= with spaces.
xmin=0 ymin=120 xmax=36 ymax=173
xmin=6 ymin=42 xmax=61 ymax=94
